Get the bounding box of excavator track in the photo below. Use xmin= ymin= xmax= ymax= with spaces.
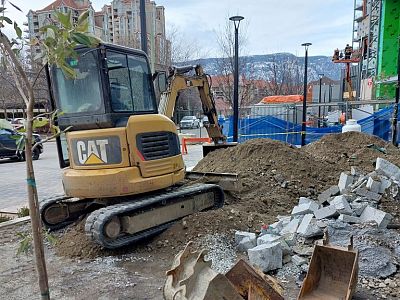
xmin=40 ymin=195 xmax=99 ymax=231
xmin=85 ymin=183 xmax=224 ymax=249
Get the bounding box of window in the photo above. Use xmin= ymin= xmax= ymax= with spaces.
xmin=52 ymin=50 xmax=103 ymax=114
xmin=107 ymin=50 xmax=156 ymax=113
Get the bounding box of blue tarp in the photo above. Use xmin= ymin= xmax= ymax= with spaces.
xmin=224 ymin=105 xmax=396 ymax=145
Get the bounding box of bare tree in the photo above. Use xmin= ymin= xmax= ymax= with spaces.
xmin=214 ymin=18 xmax=256 ymax=108
xmin=0 ymin=3 xmax=98 ymax=299
xmin=261 ymin=54 xmax=303 ymax=96
xmin=167 ymin=24 xmax=208 ymax=64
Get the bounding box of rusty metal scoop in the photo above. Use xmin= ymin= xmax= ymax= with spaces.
xmin=298 ymin=234 xmax=359 ymax=300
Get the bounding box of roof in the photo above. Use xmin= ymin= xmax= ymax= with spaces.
xmin=260 ymin=95 xmax=306 ymax=104
xmin=37 ymin=0 xmax=90 ymax=12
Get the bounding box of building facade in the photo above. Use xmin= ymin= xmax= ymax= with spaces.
xmin=27 ymin=0 xmax=95 ymax=56
xmin=27 ymin=0 xmax=170 ymax=68
xmin=352 ymin=0 xmax=399 ymax=100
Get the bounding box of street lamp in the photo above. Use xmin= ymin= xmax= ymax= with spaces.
xmin=229 ymin=15 xmax=244 ymax=143
xmin=301 ymin=42 xmax=312 ymax=146
xmin=391 ymin=36 xmax=400 ymax=146
xmin=318 ymin=73 xmax=324 ymax=128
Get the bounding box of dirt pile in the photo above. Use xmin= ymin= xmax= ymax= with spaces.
xmin=195 ymin=138 xmax=337 ymax=207
xmin=54 ymin=132 xmax=400 ymax=258
xmin=304 ymin=131 xmax=400 ymax=172
xmin=54 ymin=218 xmax=108 ymax=259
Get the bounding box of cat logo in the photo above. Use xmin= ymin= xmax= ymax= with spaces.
xmin=72 ymin=136 xmax=122 ymax=166
xmin=76 ymin=139 xmax=109 ymax=165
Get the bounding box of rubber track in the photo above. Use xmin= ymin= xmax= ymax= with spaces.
xmin=85 ymin=183 xmax=224 ymax=249
xmin=40 ymin=194 xmax=95 ymax=231
xmin=39 ymin=194 xmax=73 ymax=230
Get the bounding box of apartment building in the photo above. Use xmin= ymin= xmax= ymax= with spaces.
xmin=27 ymin=0 xmax=170 ymax=68
xmin=26 ymin=0 xmax=95 ymax=55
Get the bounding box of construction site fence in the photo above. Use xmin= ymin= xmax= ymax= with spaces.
xmin=221 ymin=100 xmax=397 ymax=146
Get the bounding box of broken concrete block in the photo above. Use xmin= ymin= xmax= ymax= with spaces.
xmin=314 ymin=205 xmax=339 ymax=220
xmin=318 ymin=186 xmax=340 ymax=204
xmin=292 ymin=254 xmax=307 ymax=266
xmin=378 ymin=176 xmax=392 ymax=194
xmin=280 ymin=218 xmax=300 ymax=235
xmin=376 ymin=158 xmax=400 ymax=180
xmin=296 ymin=214 xmax=323 ymax=238
xmin=291 ymin=201 xmax=319 ymax=216
xmin=365 ymin=190 xmax=382 ymax=202
xmin=292 ymin=244 xmax=314 ymax=256
xmin=237 ymin=236 xmax=257 ymax=252
xmin=360 ymin=206 xmax=393 ymax=228
xmin=338 ymin=214 xmax=360 ymax=224
xmin=366 ymin=177 xmax=382 ymax=194
xmin=296 ymin=214 xmax=313 ymax=234
xmin=257 ymin=234 xmax=292 ymax=255
xmin=330 ymin=195 xmax=353 ymax=215
xmin=301 ymin=221 xmax=323 ymax=238
xmin=350 ymin=201 xmax=368 ymax=216
xmin=266 ymin=221 xmax=284 ymax=235
xmin=257 ymin=234 xmax=281 ymax=246
xmin=282 ymin=232 xmax=297 ymax=246
xmin=298 ymin=197 xmax=312 ymax=205
xmin=248 ymin=242 xmax=282 ymax=272
xmin=338 ymin=172 xmax=354 ymax=192
xmin=355 ymin=187 xmax=369 ymax=197
xmin=235 ymin=231 xmax=256 ymax=246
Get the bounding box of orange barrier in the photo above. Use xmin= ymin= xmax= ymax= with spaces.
xmin=181 ymin=137 xmax=211 ymax=154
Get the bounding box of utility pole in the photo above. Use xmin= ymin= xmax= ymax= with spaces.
xmin=140 ymin=0 xmax=147 ymax=54
xmin=301 ymin=42 xmax=311 ymax=146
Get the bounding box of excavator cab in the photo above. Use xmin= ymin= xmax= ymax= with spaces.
xmin=41 ymin=43 xmax=224 ymax=248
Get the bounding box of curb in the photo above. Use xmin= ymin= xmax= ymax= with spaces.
xmin=0 ymin=216 xmax=30 ymax=229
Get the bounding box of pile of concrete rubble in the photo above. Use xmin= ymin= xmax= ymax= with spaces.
xmin=234 ymin=157 xmax=400 ymax=295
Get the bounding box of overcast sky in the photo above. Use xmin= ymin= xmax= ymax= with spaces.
xmin=5 ymin=0 xmax=354 ymax=57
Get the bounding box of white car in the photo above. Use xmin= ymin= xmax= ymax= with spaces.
xmin=179 ymin=116 xmax=200 ymax=129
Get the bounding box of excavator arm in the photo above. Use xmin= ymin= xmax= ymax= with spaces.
xmin=159 ymin=65 xmax=226 ymax=144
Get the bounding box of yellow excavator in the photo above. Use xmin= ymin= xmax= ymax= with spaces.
xmin=40 ymin=43 xmax=230 ymax=248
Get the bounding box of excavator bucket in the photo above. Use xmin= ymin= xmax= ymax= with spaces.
xmin=202 ymin=142 xmax=237 ymax=157
xmin=225 ymin=259 xmax=284 ymax=300
xmin=298 ymin=237 xmax=358 ymax=300
xmin=185 ymin=171 xmax=242 ymax=192
xmin=164 ymin=242 xmax=243 ymax=300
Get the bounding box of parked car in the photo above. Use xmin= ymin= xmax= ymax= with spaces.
xmin=179 ymin=116 xmax=200 ymax=129
xmin=11 ymin=118 xmax=25 ymax=130
xmin=202 ymin=116 xmax=210 ymax=127
xmin=0 ymin=128 xmax=43 ymax=161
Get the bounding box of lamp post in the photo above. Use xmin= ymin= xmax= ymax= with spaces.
xmin=318 ymin=73 xmax=324 ymax=128
xmin=391 ymin=37 xmax=400 ymax=146
xmin=229 ymin=15 xmax=244 ymax=143
xmin=301 ymin=42 xmax=312 ymax=146
xmin=140 ymin=0 xmax=147 ymax=54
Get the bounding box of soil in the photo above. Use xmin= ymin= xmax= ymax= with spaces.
xmin=54 ymin=132 xmax=400 ymax=256
xmin=3 ymin=132 xmax=400 ymax=299
xmin=304 ymin=131 xmax=400 ymax=172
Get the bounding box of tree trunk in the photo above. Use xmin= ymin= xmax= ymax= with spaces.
xmin=25 ymin=101 xmax=50 ymax=300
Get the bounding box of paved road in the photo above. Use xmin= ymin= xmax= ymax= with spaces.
xmin=0 ymin=129 xmax=206 ymax=213
xmin=0 ymin=142 xmax=63 ymax=213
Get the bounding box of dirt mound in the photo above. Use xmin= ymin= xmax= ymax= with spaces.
xmin=154 ymin=139 xmax=339 ymax=249
xmin=54 ymin=219 xmax=108 ymax=259
xmin=54 ymin=133 xmax=400 ymax=257
xmin=195 ymin=138 xmax=337 ymax=201
xmin=304 ymin=131 xmax=400 ymax=172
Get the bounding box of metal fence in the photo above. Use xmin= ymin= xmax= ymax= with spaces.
xmin=221 ymin=99 xmax=397 ymax=145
